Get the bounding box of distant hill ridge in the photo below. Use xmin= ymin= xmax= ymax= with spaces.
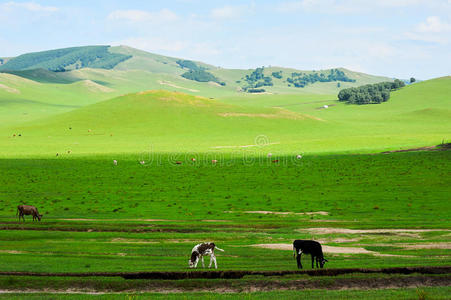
xmin=0 ymin=46 xmax=131 ymax=72
xmin=0 ymin=45 xmax=394 ymax=94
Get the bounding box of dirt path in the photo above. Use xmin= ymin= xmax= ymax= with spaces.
xmin=0 ymin=274 xmax=449 ymax=293
xmin=299 ymin=228 xmax=451 ymax=234
xmin=0 ymin=266 xmax=449 ymax=279
xmin=251 ymin=243 xmax=412 ymax=257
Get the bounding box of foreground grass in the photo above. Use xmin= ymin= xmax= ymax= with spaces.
xmin=0 ymin=151 xmax=449 ymax=273
xmin=0 ymin=287 xmax=450 ymax=299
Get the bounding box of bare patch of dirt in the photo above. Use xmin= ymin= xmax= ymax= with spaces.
xmin=0 ymin=274 xmax=449 ymax=294
xmin=299 ymin=228 xmax=450 ymax=235
xmin=218 ymin=109 xmax=323 ymax=121
xmin=0 ymin=83 xmax=20 ymax=94
xmin=0 ymin=250 xmax=23 ymax=254
xmin=202 ymin=219 xmax=231 ymax=222
xmin=225 ymin=211 xmax=329 ymax=216
xmin=251 ymin=244 xmax=412 ymax=257
xmin=158 ymin=80 xmax=199 ymax=92
xmin=401 ymin=242 xmax=451 ymax=249
xmin=252 ymin=243 xmax=373 ymax=254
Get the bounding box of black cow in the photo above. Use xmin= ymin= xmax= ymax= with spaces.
xmin=293 ymin=240 xmax=328 ymax=269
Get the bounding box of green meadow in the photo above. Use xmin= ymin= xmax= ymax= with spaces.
xmin=0 ymin=46 xmax=450 ymax=296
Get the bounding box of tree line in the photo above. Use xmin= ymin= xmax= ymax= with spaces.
xmin=177 ymin=60 xmax=226 ymax=86
xmin=242 ymin=67 xmax=273 ymax=92
xmin=287 ymin=69 xmax=355 ymax=88
xmin=337 ymin=79 xmax=405 ymax=104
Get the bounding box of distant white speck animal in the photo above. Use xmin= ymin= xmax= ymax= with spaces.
xmin=139 ymin=161 xmax=145 ymax=165
xmin=267 ymin=153 xmax=272 ymax=158
xmin=211 ymin=159 xmax=218 ymax=164
xmin=323 ymin=105 xmax=328 ymax=109
xmin=113 ymin=160 xmax=117 ymax=165
xmin=296 ymin=154 xmax=302 ymax=159
xmin=191 ymin=158 xmax=196 ymax=162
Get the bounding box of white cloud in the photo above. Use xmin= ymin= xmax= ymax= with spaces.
xmin=210 ymin=5 xmax=252 ymax=20
xmin=417 ymin=16 xmax=451 ymax=33
xmin=2 ymin=1 xmax=58 ymax=12
xmin=108 ymin=9 xmax=177 ymax=24
xmin=277 ymin=0 xmax=435 ymax=14
xmin=404 ymin=16 xmax=451 ymax=44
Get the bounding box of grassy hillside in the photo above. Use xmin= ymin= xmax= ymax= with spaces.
xmin=0 ymin=77 xmax=449 ymax=157
xmin=0 ymin=46 xmax=131 ymax=71
xmin=1 ymin=45 xmax=394 ymax=98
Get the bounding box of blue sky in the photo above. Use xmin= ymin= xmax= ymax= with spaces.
xmin=0 ymin=0 xmax=450 ymax=79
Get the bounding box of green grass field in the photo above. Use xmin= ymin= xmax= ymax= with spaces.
xmin=0 ymin=151 xmax=449 ymax=275
xmin=0 ymin=47 xmax=449 ymax=296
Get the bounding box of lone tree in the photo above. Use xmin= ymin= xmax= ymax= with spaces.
xmin=410 ymin=77 xmax=416 ymax=83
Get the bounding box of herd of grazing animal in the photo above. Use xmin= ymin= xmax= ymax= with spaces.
xmin=15 ymin=204 xmax=327 ymax=269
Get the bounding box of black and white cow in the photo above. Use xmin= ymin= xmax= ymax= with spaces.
xmin=293 ymin=240 xmax=328 ymax=269
xmin=189 ymin=242 xmax=224 ymax=269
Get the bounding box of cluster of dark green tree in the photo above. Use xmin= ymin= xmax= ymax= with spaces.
xmin=337 ymin=79 xmax=405 ymax=104
xmin=271 ymin=71 xmax=283 ymax=79
xmin=287 ymin=69 xmax=355 ymax=88
xmin=176 ymin=60 xmax=203 ymax=71
xmin=0 ymin=46 xmax=131 ymax=71
xmin=242 ymin=67 xmax=273 ymax=92
xmin=177 ymin=60 xmax=225 ymax=86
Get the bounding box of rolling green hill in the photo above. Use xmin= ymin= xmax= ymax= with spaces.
xmin=0 ymin=46 xmax=131 ymax=72
xmin=1 ymin=45 xmax=393 ymax=97
xmin=0 ymin=77 xmax=449 ymax=157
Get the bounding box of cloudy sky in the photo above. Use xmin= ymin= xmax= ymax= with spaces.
xmin=0 ymin=0 xmax=450 ymax=79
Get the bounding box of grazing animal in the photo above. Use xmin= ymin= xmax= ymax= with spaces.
xmin=175 ymin=161 xmax=182 ymax=165
xmin=267 ymin=153 xmax=272 ymax=158
xmin=191 ymin=158 xmax=196 ymax=162
xmin=211 ymin=159 xmax=218 ymax=164
xmin=189 ymin=242 xmax=224 ymax=269
xmin=296 ymin=154 xmax=302 ymax=159
xmin=272 ymin=159 xmax=279 ymax=163
xmin=293 ymin=240 xmax=328 ymax=269
xmin=113 ymin=160 xmax=118 ymax=165
xmin=17 ymin=205 xmax=43 ymax=222
xmin=139 ymin=160 xmax=145 ymax=165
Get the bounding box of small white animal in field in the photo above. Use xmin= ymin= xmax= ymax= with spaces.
xmin=189 ymin=242 xmax=225 ymax=269
xmin=323 ymin=105 xmax=328 ymax=109
xmin=267 ymin=153 xmax=272 ymax=158
xmin=296 ymin=154 xmax=302 ymax=159
xmin=191 ymin=158 xmax=196 ymax=162
xmin=113 ymin=160 xmax=117 ymax=165
xmin=139 ymin=161 xmax=145 ymax=165
xmin=211 ymin=159 xmax=218 ymax=164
